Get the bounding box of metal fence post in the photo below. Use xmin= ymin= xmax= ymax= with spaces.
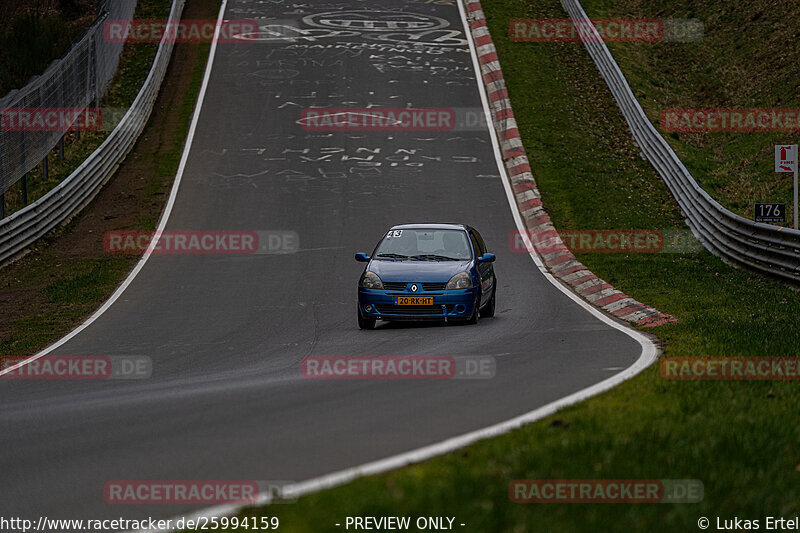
xmin=42 ymin=155 xmax=48 ymax=181
xmin=21 ymin=174 xmax=27 ymax=204
xmin=91 ymin=31 xmax=98 ymax=112
xmin=58 ymin=60 xmax=65 ymax=161
xmin=0 ymin=120 xmax=4 ymax=210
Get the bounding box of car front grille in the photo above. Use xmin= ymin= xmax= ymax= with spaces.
xmin=383 ymin=282 xmax=409 ymax=291
xmin=375 ymin=304 xmax=454 ymax=316
xmin=381 ymin=282 xmax=447 ymax=292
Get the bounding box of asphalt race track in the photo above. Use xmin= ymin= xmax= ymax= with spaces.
xmin=0 ymin=0 xmax=643 ymax=523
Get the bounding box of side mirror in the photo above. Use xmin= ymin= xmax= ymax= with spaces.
xmin=478 ymin=253 xmax=496 ymax=263
xmin=355 ymin=252 xmax=371 ymax=262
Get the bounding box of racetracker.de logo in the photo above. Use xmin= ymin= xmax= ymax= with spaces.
xmin=660 ymin=108 xmax=800 ymax=132
xmin=299 ymin=108 xmax=456 ymax=131
xmin=511 ymin=18 xmax=662 ymax=42
xmin=0 ymin=108 xmax=102 ymax=132
xmin=660 ymin=357 xmax=800 ymax=380
xmin=104 ymin=230 xmax=299 ymax=255
xmin=104 ymin=481 xmax=258 ymax=504
xmin=509 ymin=479 xmax=703 ymax=503
xmin=509 ymin=229 xmax=664 ymax=254
xmin=1 ymin=356 xmax=152 ymax=380
xmin=509 ymin=18 xmax=702 ymax=42
xmin=103 ymin=19 xmax=258 ymax=43
xmin=301 ymin=355 xmax=495 ymax=380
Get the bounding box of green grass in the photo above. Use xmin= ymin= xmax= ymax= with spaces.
xmin=1 ymin=0 xmax=171 ymax=217
xmin=1 ymin=256 xmax=134 ymax=356
xmin=44 ymin=257 xmax=133 ymax=304
xmin=581 ymin=0 xmax=800 ymax=222
xmin=220 ymin=0 xmax=800 ymax=531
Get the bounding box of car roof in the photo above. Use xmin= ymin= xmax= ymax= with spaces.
xmin=389 ymin=223 xmax=470 ymax=231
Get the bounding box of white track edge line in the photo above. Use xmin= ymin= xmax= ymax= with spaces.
xmin=0 ymin=0 xmax=229 ymax=377
xmin=132 ymin=1 xmax=660 ymax=531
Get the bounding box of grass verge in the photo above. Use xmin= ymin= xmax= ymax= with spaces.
xmin=222 ymin=0 xmax=800 ymax=531
xmin=582 ymin=0 xmax=800 ymax=222
xmin=0 ymin=0 xmax=216 ymax=359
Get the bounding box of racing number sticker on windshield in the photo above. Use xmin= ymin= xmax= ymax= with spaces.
xmin=387 ymin=230 xmax=403 ymax=238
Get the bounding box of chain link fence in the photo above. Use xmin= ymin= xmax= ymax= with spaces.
xmin=0 ymin=0 xmax=137 ymax=197
xmin=0 ymin=0 xmax=184 ymax=266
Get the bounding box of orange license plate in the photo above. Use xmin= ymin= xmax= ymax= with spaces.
xmin=394 ymin=296 xmax=433 ymax=305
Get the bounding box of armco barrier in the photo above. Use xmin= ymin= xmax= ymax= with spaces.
xmin=560 ymin=0 xmax=800 ymax=282
xmin=0 ymin=0 xmax=185 ymax=267
xmin=464 ymin=0 xmax=676 ymax=326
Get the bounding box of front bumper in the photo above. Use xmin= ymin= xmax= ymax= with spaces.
xmin=358 ymin=287 xmax=478 ymax=321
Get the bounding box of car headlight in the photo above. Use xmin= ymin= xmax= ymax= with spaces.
xmin=445 ymin=272 xmax=472 ymax=290
xmin=360 ymin=271 xmax=384 ymax=289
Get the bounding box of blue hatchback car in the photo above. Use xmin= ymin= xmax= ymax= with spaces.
xmin=355 ymin=224 xmax=497 ymax=329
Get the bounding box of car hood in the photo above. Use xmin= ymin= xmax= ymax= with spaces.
xmin=369 ymin=259 xmax=472 ymax=282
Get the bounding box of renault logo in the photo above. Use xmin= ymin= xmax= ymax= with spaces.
xmin=410 ymin=284 xmax=418 ymax=292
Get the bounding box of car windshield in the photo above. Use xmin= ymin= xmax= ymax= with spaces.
xmin=374 ymin=229 xmax=472 ymax=261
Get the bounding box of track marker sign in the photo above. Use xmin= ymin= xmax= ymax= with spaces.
xmin=775 ymin=145 xmax=798 ymax=229
xmin=754 ymin=203 xmax=785 ymax=224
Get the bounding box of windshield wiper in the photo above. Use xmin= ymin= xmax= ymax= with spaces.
xmin=375 ymin=253 xmax=410 ymax=259
xmin=409 ymin=254 xmax=462 ymax=261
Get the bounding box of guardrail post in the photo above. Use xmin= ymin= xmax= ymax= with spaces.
xmin=0 ymin=125 xmax=4 ymax=218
